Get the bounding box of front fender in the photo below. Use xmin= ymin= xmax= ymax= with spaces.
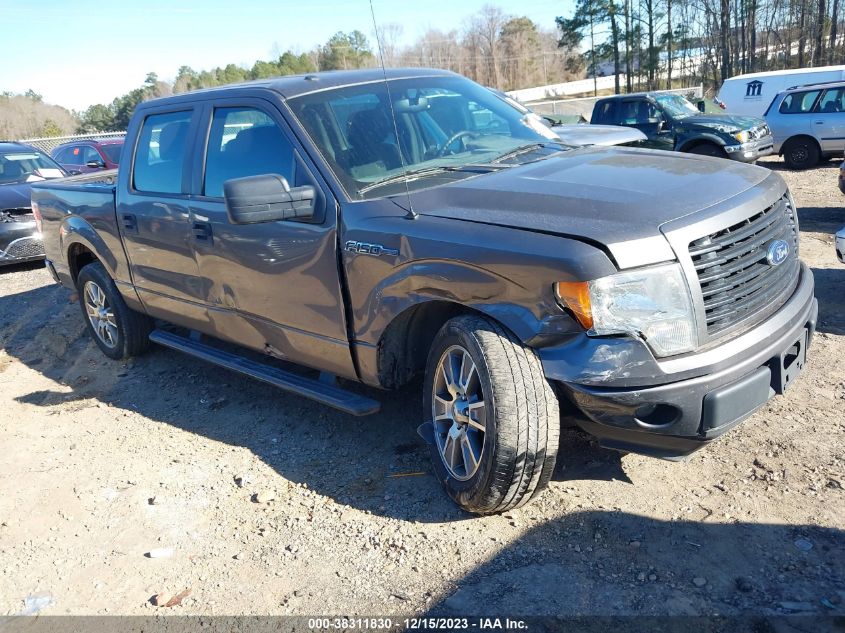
xmin=344 ymin=212 xmax=618 ymax=346
xmin=678 ymin=133 xmax=728 ymax=152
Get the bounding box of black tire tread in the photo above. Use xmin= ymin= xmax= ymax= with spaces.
xmin=437 ymin=315 xmax=559 ymax=514
xmin=77 ymin=262 xmax=152 ymax=359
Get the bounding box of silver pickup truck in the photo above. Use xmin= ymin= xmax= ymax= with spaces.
xmin=31 ymin=68 xmax=817 ymax=514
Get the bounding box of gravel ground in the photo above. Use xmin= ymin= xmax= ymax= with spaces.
xmin=0 ymin=156 xmax=842 ymax=618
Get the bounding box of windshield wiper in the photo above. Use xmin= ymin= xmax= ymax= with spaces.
xmin=357 ymin=164 xmax=506 ymax=195
xmin=488 ymin=142 xmax=562 ymax=165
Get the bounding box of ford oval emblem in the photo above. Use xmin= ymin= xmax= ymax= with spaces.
xmin=766 ymin=239 xmax=790 ymax=266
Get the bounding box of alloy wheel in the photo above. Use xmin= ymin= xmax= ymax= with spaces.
xmin=83 ymin=281 xmax=118 ymax=349
xmin=431 ymin=345 xmax=487 ymax=481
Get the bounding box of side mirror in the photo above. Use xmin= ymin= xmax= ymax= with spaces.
xmin=656 ymin=119 xmax=666 ymax=132
xmin=86 ymin=160 xmax=105 ymax=169
xmin=223 ymin=174 xmax=315 ymax=224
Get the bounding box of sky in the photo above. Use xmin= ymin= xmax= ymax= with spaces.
xmin=0 ymin=0 xmax=572 ymax=112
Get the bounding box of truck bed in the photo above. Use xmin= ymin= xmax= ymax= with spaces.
xmin=31 ymin=169 xmax=123 ymax=291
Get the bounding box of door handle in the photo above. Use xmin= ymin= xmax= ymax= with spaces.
xmin=121 ymin=213 xmax=137 ymax=232
xmin=814 ymin=120 xmax=824 ymax=124
xmin=192 ymin=222 xmax=213 ymax=244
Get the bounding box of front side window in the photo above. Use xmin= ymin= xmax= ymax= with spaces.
xmin=203 ymin=107 xmax=295 ymax=198
xmin=779 ymin=90 xmax=821 ymax=114
xmin=620 ymin=100 xmax=662 ymax=124
xmin=816 ymin=88 xmax=845 ymax=113
xmin=288 ymin=75 xmax=562 ymax=200
xmin=133 ymin=110 xmax=192 ymax=194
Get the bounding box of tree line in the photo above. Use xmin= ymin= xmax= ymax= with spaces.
xmin=5 ymin=0 xmax=844 ymax=139
xmin=72 ymin=5 xmax=580 ymax=134
xmin=557 ymin=0 xmax=844 ymax=94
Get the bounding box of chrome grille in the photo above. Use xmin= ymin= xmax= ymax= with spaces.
xmin=689 ymin=195 xmax=799 ymax=337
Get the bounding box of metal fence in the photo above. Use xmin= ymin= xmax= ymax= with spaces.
xmin=18 ymin=131 xmax=126 ymax=154
xmin=527 ymin=86 xmax=704 ymax=120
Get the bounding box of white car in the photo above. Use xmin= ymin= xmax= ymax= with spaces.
xmin=490 ymin=89 xmax=647 ymax=147
xmin=836 ymin=226 xmax=845 ymax=264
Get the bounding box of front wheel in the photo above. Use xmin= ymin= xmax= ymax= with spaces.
xmin=423 ymin=315 xmax=559 ymax=514
xmin=77 ymin=262 xmax=152 ymax=360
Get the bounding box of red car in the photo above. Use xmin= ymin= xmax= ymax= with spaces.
xmin=51 ymin=138 xmax=123 ymax=173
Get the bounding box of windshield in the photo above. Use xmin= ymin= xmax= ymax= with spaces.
xmin=288 ymin=75 xmax=563 ymax=200
xmin=0 ymin=150 xmax=66 ymax=185
xmin=100 ymin=143 xmax=123 ymax=164
xmin=654 ymin=94 xmax=700 ymax=119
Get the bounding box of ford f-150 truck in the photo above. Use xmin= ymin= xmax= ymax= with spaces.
xmin=31 ymin=68 xmax=817 ymax=514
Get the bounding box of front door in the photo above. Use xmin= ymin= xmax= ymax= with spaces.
xmin=117 ymin=106 xmax=209 ymax=330
xmin=618 ymin=99 xmax=675 ymax=150
xmin=187 ymin=100 xmax=357 ymax=379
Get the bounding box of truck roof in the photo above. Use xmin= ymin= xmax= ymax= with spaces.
xmin=143 ymin=67 xmax=458 ymax=105
xmin=594 ymin=92 xmax=661 ymax=101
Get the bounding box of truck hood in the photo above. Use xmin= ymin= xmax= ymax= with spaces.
xmin=552 ymin=124 xmax=647 ymax=146
xmin=683 ymin=112 xmax=766 ymax=132
xmin=411 ymin=146 xmax=773 ymax=269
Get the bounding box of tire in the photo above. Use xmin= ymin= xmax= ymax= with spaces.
xmin=77 ymin=261 xmax=152 ymax=360
xmin=423 ymin=315 xmax=559 ymax=514
xmin=782 ymin=137 xmax=820 ymax=170
xmin=687 ymin=143 xmax=726 ymax=158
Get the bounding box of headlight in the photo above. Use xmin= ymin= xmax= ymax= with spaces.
xmin=733 ymin=130 xmax=750 ymax=143
xmin=555 ymin=263 xmax=698 ymax=357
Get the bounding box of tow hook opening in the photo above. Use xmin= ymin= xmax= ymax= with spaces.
xmin=634 ymin=403 xmax=682 ymax=428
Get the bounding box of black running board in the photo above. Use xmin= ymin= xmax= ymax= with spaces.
xmin=149 ymin=329 xmax=381 ymax=416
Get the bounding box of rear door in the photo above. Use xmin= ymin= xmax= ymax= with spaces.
xmin=773 ymin=88 xmax=822 ymax=147
xmin=186 ymin=97 xmax=357 ymax=379
xmin=812 ymin=87 xmax=845 ymax=154
xmin=117 ymin=105 xmax=209 ymax=329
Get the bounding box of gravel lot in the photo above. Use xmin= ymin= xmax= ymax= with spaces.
xmin=0 ymin=156 xmax=842 ymax=618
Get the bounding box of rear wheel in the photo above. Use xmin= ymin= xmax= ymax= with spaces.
xmin=423 ymin=315 xmax=559 ymax=514
xmin=782 ymin=137 xmax=820 ymax=170
xmin=687 ymin=143 xmax=726 ymax=158
xmin=77 ymin=262 xmax=152 ymax=360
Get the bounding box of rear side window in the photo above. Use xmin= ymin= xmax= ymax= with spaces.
xmin=593 ymin=101 xmax=615 ymax=124
xmin=779 ymin=90 xmax=821 ymax=114
xmin=203 ymin=107 xmax=295 ymax=198
xmin=134 ymin=110 xmax=192 ymax=194
xmin=57 ymin=146 xmax=83 ymax=165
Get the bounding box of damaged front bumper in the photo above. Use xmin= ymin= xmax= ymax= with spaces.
xmin=540 ymin=263 xmax=817 ymax=459
xmin=0 ymin=220 xmax=44 ymax=264
xmin=724 ymin=134 xmax=774 ymax=162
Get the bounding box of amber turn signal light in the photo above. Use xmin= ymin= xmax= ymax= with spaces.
xmin=554 ymin=281 xmax=594 ymax=330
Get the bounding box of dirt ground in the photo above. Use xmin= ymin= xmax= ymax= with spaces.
xmin=0 ymin=156 xmax=842 ymax=619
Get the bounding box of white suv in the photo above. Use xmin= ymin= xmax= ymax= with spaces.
xmin=765 ymin=80 xmax=845 ymax=169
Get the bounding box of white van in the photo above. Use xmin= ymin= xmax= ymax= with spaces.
xmin=717 ymin=66 xmax=845 ymax=116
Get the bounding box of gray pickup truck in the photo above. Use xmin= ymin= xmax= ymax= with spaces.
xmin=31 ymin=69 xmax=817 ymax=514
